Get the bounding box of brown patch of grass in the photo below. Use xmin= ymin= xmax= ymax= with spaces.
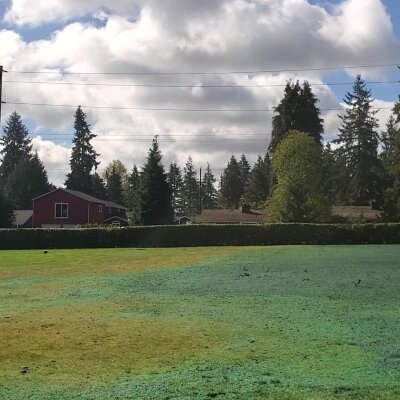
xmin=0 ymin=247 xmax=254 ymax=281
xmin=0 ymin=302 xmax=227 ymax=387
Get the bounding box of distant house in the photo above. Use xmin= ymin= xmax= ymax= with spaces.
xmin=13 ymin=210 xmax=33 ymax=229
xmin=196 ymin=205 xmax=264 ymax=225
xmin=33 ymin=188 xmax=128 ymax=228
xmin=176 ymin=216 xmax=193 ymax=225
xmin=332 ymin=206 xmax=383 ymax=222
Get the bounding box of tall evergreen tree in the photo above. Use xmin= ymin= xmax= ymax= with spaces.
xmin=242 ymin=154 xmax=270 ymax=208
xmin=181 ymin=157 xmax=199 ymax=216
xmin=269 ymin=81 xmax=323 ymax=153
xmin=201 ymin=163 xmax=218 ymax=210
xmin=139 ymin=139 xmax=173 ymax=225
xmin=0 ymin=112 xmax=32 ymax=187
xmin=381 ymin=113 xmax=400 ymax=220
xmin=334 ymin=75 xmax=382 ymax=206
xmin=322 ymin=143 xmax=347 ymax=205
xmin=220 ymin=155 xmax=242 ymax=208
xmin=3 ymin=152 xmax=51 ymax=209
xmin=125 ymin=165 xmax=141 ymax=225
xmin=0 ymin=190 xmax=14 ymax=228
xmin=168 ymin=162 xmax=184 ymax=217
xmin=91 ymin=173 xmax=107 ymax=200
xmin=105 ymin=166 xmax=124 ymax=205
xmin=239 ymin=154 xmax=251 ymax=196
xmin=65 ymin=106 xmax=99 ymax=194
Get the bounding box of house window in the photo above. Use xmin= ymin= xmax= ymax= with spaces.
xmin=55 ymin=203 xmax=68 ymax=219
xmin=112 ymin=221 xmax=121 ymax=227
xmin=97 ymin=205 xmax=103 ymax=213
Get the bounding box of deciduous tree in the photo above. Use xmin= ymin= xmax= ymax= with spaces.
xmin=267 ymin=131 xmax=331 ymax=222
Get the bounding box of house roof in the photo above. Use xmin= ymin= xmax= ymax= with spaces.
xmin=13 ymin=210 xmax=33 ymax=227
xmin=34 ymin=188 xmax=127 ymax=210
xmin=332 ymin=206 xmax=382 ymax=221
xmin=104 ymin=215 xmax=129 ymax=223
xmin=196 ymin=209 xmax=264 ymax=224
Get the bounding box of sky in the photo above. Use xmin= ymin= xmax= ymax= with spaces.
xmin=0 ymin=0 xmax=399 ymax=186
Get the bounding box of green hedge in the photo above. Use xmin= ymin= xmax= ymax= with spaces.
xmin=1 ymin=224 xmax=400 ymax=250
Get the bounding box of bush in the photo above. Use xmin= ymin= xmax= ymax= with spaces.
xmin=0 ymin=224 xmax=400 ymax=250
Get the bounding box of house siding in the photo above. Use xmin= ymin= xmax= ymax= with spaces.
xmin=33 ymin=189 xmax=106 ymax=228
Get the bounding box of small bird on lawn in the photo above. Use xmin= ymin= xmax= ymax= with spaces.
xmin=355 ymin=279 xmax=361 ymax=287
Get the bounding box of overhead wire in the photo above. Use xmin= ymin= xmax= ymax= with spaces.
xmin=6 ymin=62 xmax=400 ymax=76
xmin=3 ymin=101 xmax=394 ymax=112
xmin=3 ymin=79 xmax=399 ymax=88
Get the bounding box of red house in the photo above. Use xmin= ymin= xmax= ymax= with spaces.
xmin=33 ymin=188 xmax=129 ymax=228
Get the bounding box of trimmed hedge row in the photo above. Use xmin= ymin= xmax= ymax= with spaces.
xmin=1 ymin=224 xmax=400 ymax=250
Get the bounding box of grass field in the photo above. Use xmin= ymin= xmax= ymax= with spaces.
xmin=0 ymin=245 xmax=400 ymax=399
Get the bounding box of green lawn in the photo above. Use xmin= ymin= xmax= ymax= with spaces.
xmin=0 ymin=246 xmax=399 ymax=399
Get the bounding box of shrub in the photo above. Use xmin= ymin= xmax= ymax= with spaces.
xmin=0 ymin=224 xmax=400 ymax=250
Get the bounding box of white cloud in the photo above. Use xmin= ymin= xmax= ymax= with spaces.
xmin=0 ymin=0 xmax=399 ymax=185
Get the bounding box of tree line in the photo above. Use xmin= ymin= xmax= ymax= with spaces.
xmin=0 ymin=75 xmax=399 ymax=227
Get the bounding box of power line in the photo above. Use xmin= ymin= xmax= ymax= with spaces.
xmin=33 ymin=133 xmax=270 ymax=137
xmin=3 ymin=79 xmax=399 ymax=88
xmin=6 ymin=62 xmax=400 ymax=76
xmin=34 ymin=137 xmax=266 ymax=143
xmin=4 ymin=100 xmax=393 ymax=112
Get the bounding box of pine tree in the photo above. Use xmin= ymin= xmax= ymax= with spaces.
xmin=381 ymin=113 xmax=400 ymax=220
xmin=125 ymin=165 xmax=141 ymax=225
xmin=201 ymin=163 xmax=218 ymax=210
xmin=106 ymin=166 xmax=123 ymax=205
xmin=139 ymin=139 xmax=173 ymax=225
xmin=0 ymin=190 xmax=14 ymax=228
xmin=269 ymin=81 xmax=323 ymax=153
xmin=394 ymin=97 xmax=400 ymax=123
xmin=65 ymin=106 xmax=99 ymax=194
xmin=242 ymin=155 xmax=270 ymax=208
xmin=334 ymin=75 xmax=383 ymax=206
xmin=220 ymin=155 xmax=242 ymax=208
xmin=0 ymin=112 xmax=32 ymax=186
xmin=167 ymin=163 xmax=184 ymax=217
xmin=3 ymin=152 xmax=51 ymax=209
xmin=322 ymin=143 xmax=347 ymax=205
xmin=239 ymin=154 xmax=251 ymax=196
xmin=181 ymin=156 xmax=199 ymax=216
xmin=91 ymin=173 xmax=107 ymax=200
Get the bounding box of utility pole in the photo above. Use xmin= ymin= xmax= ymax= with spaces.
xmin=0 ymin=65 xmax=4 ymax=126
xmin=199 ymin=167 xmax=202 ymax=214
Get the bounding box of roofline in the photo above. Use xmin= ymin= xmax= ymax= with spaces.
xmin=105 ymin=216 xmax=129 ymax=223
xmin=33 ymin=188 xmax=127 ymax=209
xmin=32 ymin=188 xmax=62 ymax=201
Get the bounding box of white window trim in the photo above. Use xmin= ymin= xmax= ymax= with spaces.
xmin=97 ymin=205 xmax=103 ymax=213
xmin=55 ymin=203 xmax=69 ymax=219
